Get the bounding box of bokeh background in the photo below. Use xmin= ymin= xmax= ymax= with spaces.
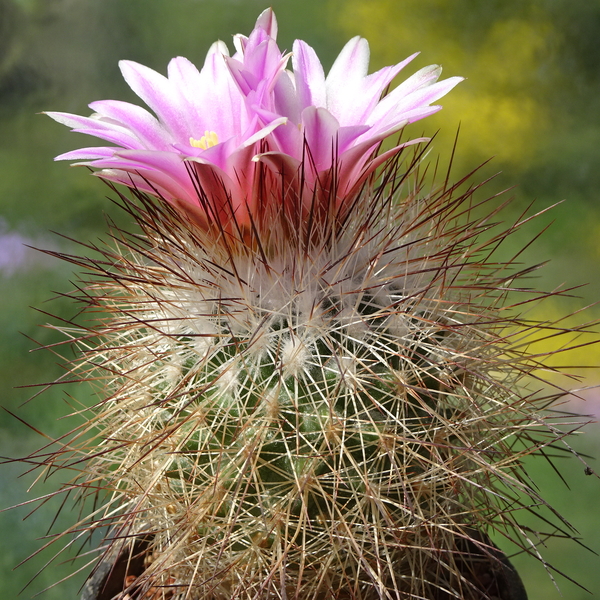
xmin=1 ymin=0 xmax=599 ymax=598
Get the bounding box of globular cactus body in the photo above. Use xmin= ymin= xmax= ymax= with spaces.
xmin=52 ymin=156 xmax=569 ymax=600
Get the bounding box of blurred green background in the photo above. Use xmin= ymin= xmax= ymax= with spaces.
xmin=1 ymin=0 xmax=599 ymax=598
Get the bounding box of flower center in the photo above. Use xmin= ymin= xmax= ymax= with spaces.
xmin=190 ymin=131 xmax=219 ymax=150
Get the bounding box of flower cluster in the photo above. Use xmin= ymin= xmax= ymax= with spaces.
xmin=48 ymin=9 xmax=461 ymax=226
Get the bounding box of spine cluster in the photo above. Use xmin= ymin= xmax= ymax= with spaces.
xmin=29 ymin=152 xmax=590 ymax=600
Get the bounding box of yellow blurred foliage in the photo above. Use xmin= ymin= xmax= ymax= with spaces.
xmin=331 ymin=0 xmax=600 ymax=378
xmin=518 ymin=299 xmax=600 ymax=386
xmin=331 ymin=0 xmax=557 ymax=167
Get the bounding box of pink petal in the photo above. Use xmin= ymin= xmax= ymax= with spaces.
xmin=327 ymin=36 xmax=370 ymax=86
xmin=292 ymin=40 xmax=326 ymax=110
xmin=254 ymin=150 xmax=301 ymax=178
xmin=255 ymin=8 xmax=278 ymax=39
xmin=46 ymin=111 xmax=131 ymax=136
xmin=362 ymin=53 xmax=419 ymax=98
xmin=301 ymin=106 xmax=340 ymax=172
xmin=408 ymin=75 xmax=464 ymax=106
xmin=336 ymin=125 xmax=371 ymax=153
xmin=45 ymin=111 xmax=102 ymax=130
xmin=338 ymin=137 xmax=428 ymax=198
xmin=188 ymin=160 xmax=249 ymax=225
xmin=207 ymin=40 xmax=230 ymax=59
xmin=93 ymin=169 xmax=194 ymax=207
xmin=119 ymin=60 xmax=189 ymax=142
xmin=232 ymin=34 xmax=248 ymax=57
xmin=397 ymin=105 xmax=442 ymax=123
xmin=371 ymin=76 xmax=463 ymax=131
xmin=90 ymin=149 xmax=196 ymax=199
xmin=389 ymin=64 xmax=443 ymax=98
xmin=253 ymin=151 xmax=306 ymax=213
xmin=260 ymin=117 xmax=303 ymax=159
xmin=199 ymin=51 xmax=248 ymax=140
xmin=114 ymin=148 xmax=187 ymax=172
xmin=46 ymin=111 xmax=143 ymax=148
xmin=230 ymin=9 xmax=277 ymax=59
xmin=54 ymin=147 xmax=117 ymax=161
xmin=88 ymin=100 xmax=172 ymax=150
xmin=226 ymin=57 xmax=255 ymax=96
xmin=242 ymin=116 xmax=287 ymax=148
xmin=69 ymin=127 xmax=141 ymax=149
xmin=273 ymin=70 xmax=301 ymax=124
xmin=167 ymin=56 xmax=204 ymax=102
xmin=187 ymin=137 xmax=240 ymax=172
xmin=331 ymin=54 xmax=418 ymax=126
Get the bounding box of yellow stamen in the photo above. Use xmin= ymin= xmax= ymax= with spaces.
xmin=189 ymin=130 xmax=219 ymax=150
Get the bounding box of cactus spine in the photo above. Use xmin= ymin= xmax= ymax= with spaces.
xmin=28 ymin=150 xmax=591 ymax=600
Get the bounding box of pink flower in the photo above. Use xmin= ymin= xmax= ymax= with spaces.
xmin=228 ymin=11 xmax=462 ymax=201
xmin=47 ymin=38 xmax=285 ymax=225
xmin=48 ymin=9 xmax=462 ymax=226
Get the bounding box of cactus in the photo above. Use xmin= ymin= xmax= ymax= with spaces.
xmin=21 ymin=10 xmax=594 ymax=600
xmin=27 ymin=148 xmax=589 ymax=600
